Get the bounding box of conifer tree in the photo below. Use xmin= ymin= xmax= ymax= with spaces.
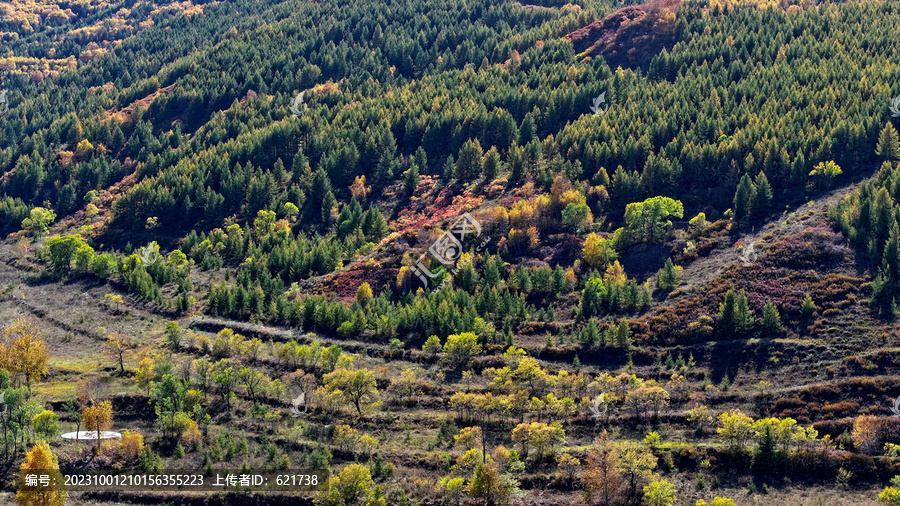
xmin=404 ymin=164 xmax=420 ymax=197
xmin=752 ymin=171 xmax=773 ymax=219
xmin=615 ymin=319 xmax=632 ymax=350
xmin=655 ymin=258 xmax=682 ymax=291
xmin=443 ymin=155 xmax=456 ymax=182
xmin=876 ymin=122 xmax=900 ymax=161
xmin=733 ymin=174 xmax=756 ymax=222
xmin=456 ymin=139 xmax=484 ymax=181
xmin=761 ymin=300 xmax=782 ymax=332
xmin=482 ymin=146 xmax=500 ymax=182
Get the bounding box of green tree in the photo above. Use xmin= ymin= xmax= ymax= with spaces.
xmin=761 ymin=300 xmax=782 ymax=332
xmin=482 ymin=146 xmax=500 ymax=181
xmin=733 ymin=174 xmax=756 ymax=222
xmin=876 ymin=122 xmax=900 ymax=161
xmin=404 ymin=164 xmax=420 ymax=197
xmin=581 ymin=277 xmax=606 ymax=318
xmin=718 ymin=288 xmax=753 ymax=336
xmin=752 ymin=171 xmax=773 ymax=218
xmin=615 ymin=319 xmax=632 ymax=350
xmin=323 ymin=368 xmax=381 ymax=416
xmin=456 ymin=139 xmax=483 ymax=181
xmin=656 ymin=258 xmax=682 ymax=291
xmin=623 ymin=196 xmax=684 ymax=243
xmin=562 ymin=203 xmax=592 ymax=232
xmin=44 ymin=235 xmax=87 ymax=272
xmin=31 ymin=411 xmax=59 ymax=439
xmin=21 ymin=207 xmax=56 ymax=236
xmin=443 ymin=333 xmax=482 ymax=369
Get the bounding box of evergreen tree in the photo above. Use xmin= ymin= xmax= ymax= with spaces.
xmin=753 ymin=424 xmax=779 ymax=476
xmin=761 ymin=300 xmax=782 ymax=332
xmin=655 ymin=258 xmax=682 ymax=291
xmin=733 ymin=174 xmax=756 ymax=222
xmin=413 ymin=147 xmax=428 ymax=174
xmin=404 ymin=164 xmax=420 ymax=197
xmin=482 ymin=146 xmax=500 ymax=181
xmin=456 ymin=139 xmax=484 ymax=181
xmin=876 ymin=122 xmax=900 ymax=161
xmin=376 ymin=151 xmax=399 ymax=181
xmin=733 ymin=290 xmax=754 ymax=335
xmin=442 ymin=155 xmax=456 ymax=182
xmin=752 ymin=171 xmax=773 ymax=219
xmin=615 ymin=319 xmax=632 ymax=350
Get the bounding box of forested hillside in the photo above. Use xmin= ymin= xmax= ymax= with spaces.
xmin=1 ymin=0 xmax=900 ymax=504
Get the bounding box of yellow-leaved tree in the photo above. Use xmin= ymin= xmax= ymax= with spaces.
xmin=0 ymin=319 xmax=49 ymax=389
xmin=16 ymin=440 xmax=67 ymax=506
xmin=83 ymin=400 xmax=113 ymax=452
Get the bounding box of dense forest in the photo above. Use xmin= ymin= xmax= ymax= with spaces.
xmin=0 ymin=0 xmax=900 ymax=504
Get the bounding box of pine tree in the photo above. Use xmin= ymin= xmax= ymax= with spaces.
xmin=761 ymin=300 xmax=782 ymax=332
xmin=615 ymin=319 xmax=632 ymax=350
xmin=875 ymin=123 xmax=900 ymax=161
xmin=733 ymin=290 xmax=754 ymax=334
xmin=456 ymin=139 xmax=483 ymax=181
xmin=413 ymin=147 xmax=428 ymax=174
xmin=442 ymin=155 xmax=456 ymax=182
xmin=655 ymin=258 xmax=682 ymax=291
xmin=752 ymin=171 xmax=773 ymax=219
xmin=733 ymin=174 xmax=756 ymax=222
xmin=375 ymin=151 xmax=399 ymax=180
xmin=482 ymin=146 xmax=500 ymax=182
xmin=404 ymin=164 xmax=419 ymax=197
xmin=718 ymin=288 xmax=737 ymax=334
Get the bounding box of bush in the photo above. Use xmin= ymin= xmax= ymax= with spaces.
xmin=120 ymin=430 xmax=145 ymax=461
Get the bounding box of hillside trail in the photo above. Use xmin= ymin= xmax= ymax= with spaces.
xmin=670 ymin=181 xmax=862 ymax=303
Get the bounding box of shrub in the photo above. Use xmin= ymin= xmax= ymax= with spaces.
xmin=120 ymin=430 xmax=145 ymax=461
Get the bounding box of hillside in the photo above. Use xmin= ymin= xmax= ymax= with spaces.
xmin=564 ymin=0 xmax=681 ymax=69
xmin=1 ymin=0 xmax=900 ymax=505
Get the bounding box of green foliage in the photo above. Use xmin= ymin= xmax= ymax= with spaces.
xmin=655 ymin=258 xmax=682 ymax=291
xmin=32 ymin=410 xmax=59 ymax=439
xmin=622 ymin=196 xmax=684 ymax=243
xmin=800 ymin=294 xmax=816 ymax=318
xmin=733 ymin=174 xmax=756 ymax=222
xmin=876 ymin=123 xmax=900 ymax=161
xmin=718 ymin=288 xmax=754 ymax=336
xmin=442 ymin=333 xmax=482 ymax=369
xmin=21 ymin=207 xmax=56 ymax=236
xmin=44 ymin=235 xmax=87 ymax=272
xmin=761 ymin=300 xmax=782 ymax=332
